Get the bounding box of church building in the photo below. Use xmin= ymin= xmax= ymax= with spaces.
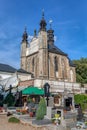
xmin=20 ymin=12 xmax=76 ymax=86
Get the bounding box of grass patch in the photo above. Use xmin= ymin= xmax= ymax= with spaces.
xmin=8 ymin=117 xmax=20 ymax=123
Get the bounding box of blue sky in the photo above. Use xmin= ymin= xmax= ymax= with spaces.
xmin=0 ymin=0 xmax=87 ymax=69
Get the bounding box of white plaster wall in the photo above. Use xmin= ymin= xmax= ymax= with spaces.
xmin=26 ymin=38 xmax=39 ymax=56
xmin=18 ymin=74 xmax=32 ymax=81
xmin=0 ymin=73 xmax=18 ymax=90
xmin=0 ymin=71 xmax=13 ymax=80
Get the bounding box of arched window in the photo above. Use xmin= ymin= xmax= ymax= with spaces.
xmin=27 ymin=61 xmax=30 ymax=72
xmin=61 ymin=58 xmax=65 ymax=78
xmin=54 ymin=56 xmax=59 ymax=78
xmin=54 ymin=56 xmax=58 ymax=71
xmin=32 ymin=58 xmax=34 ymax=72
xmin=48 ymin=56 xmax=50 ymax=77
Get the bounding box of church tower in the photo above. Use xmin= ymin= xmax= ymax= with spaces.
xmin=20 ymin=28 xmax=28 ymax=70
xmin=38 ymin=12 xmax=49 ymax=79
xmin=20 ymin=12 xmax=76 ymax=83
xmin=47 ymin=21 xmax=54 ymax=46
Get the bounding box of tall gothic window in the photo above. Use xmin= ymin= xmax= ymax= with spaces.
xmin=70 ymin=69 xmax=73 ymax=82
xmin=32 ymin=58 xmax=34 ymax=72
xmin=61 ymin=58 xmax=65 ymax=79
xmin=54 ymin=56 xmax=58 ymax=71
xmin=54 ymin=56 xmax=58 ymax=78
xmin=48 ymin=56 xmax=50 ymax=78
xmin=27 ymin=61 xmax=30 ymax=72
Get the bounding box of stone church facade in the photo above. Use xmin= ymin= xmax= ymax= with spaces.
xmin=20 ymin=13 xmax=76 ymax=83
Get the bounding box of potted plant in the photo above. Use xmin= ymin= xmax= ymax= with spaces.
xmin=52 ymin=113 xmax=61 ymax=125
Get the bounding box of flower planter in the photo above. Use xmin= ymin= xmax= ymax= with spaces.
xmin=29 ymin=112 xmax=33 ymax=117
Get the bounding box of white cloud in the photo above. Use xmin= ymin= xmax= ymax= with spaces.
xmin=54 ymin=35 xmax=57 ymax=41
xmin=57 ymin=20 xmax=73 ymax=25
xmin=28 ymin=35 xmax=33 ymax=42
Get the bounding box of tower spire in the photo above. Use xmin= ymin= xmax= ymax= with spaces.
xmin=47 ymin=20 xmax=54 ymax=45
xmin=22 ymin=27 xmax=28 ymax=42
xmin=39 ymin=10 xmax=47 ymax=31
xmin=34 ymin=29 xmax=37 ymax=37
xmin=42 ymin=9 xmax=44 ymax=19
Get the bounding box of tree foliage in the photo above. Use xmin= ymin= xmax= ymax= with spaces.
xmin=74 ymin=94 xmax=87 ymax=110
xmin=36 ymin=97 xmax=46 ymax=120
xmin=73 ymin=58 xmax=87 ymax=83
xmin=3 ymin=93 xmax=15 ymax=107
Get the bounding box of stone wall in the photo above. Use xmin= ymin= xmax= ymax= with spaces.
xmin=34 ymin=79 xmax=86 ymax=94
xmin=19 ymin=79 xmax=34 ymax=87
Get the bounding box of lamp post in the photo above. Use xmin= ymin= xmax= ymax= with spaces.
xmin=44 ymin=83 xmax=50 ymax=106
xmin=9 ymin=85 xmax=12 ymax=94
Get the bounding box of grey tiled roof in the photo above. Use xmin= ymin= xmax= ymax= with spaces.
xmin=0 ymin=63 xmax=33 ymax=75
xmin=48 ymin=45 xmax=67 ymax=56
xmin=68 ymin=58 xmax=76 ymax=67
xmin=0 ymin=63 xmax=16 ymax=73
xmin=48 ymin=45 xmax=75 ymax=67
xmin=17 ymin=68 xmax=33 ymax=75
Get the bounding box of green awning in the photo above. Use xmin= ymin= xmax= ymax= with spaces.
xmin=22 ymin=86 xmax=44 ymax=95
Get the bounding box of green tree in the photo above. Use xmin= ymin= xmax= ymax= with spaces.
xmin=73 ymin=58 xmax=87 ymax=83
xmin=74 ymin=94 xmax=87 ymax=110
xmin=3 ymin=93 xmax=15 ymax=107
xmin=36 ymin=97 xmax=46 ymax=120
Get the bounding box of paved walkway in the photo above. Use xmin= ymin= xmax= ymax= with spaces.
xmin=0 ymin=115 xmax=46 ymax=130
xmin=0 ymin=114 xmax=67 ymax=130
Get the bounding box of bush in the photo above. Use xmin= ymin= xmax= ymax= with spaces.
xmin=36 ymin=97 xmax=46 ymax=120
xmin=3 ymin=93 xmax=15 ymax=107
xmin=8 ymin=117 xmax=20 ymax=123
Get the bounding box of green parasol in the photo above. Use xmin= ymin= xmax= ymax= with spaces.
xmin=22 ymin=86 xmax=44 ymax=95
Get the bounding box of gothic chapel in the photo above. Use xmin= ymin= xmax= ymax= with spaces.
xmin=20 ymin=13 xmax=76 ymax=83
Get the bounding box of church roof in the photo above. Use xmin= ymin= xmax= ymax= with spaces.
xmin=68 ymin=58 xmax=76 ymax=67
xmin=17 ymin=68 xmax=33 ymax=75
xmin=0 ymin=63 xmax=33 ymax=75
xmin=0 ymin=63 xmax=16 ymax=73
xmin=48 ymin=44 xmax=67 ymax=56
xmin=48 ymin=45 xmax=75 ymax=67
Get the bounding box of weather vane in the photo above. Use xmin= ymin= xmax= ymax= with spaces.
xmin=24 ymin=25 xmax=27 ymax=32
xmin=49 ymin=19 xmax=53 ymax=29
xmin=42 ymin=9 xmax=44 ymax=18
